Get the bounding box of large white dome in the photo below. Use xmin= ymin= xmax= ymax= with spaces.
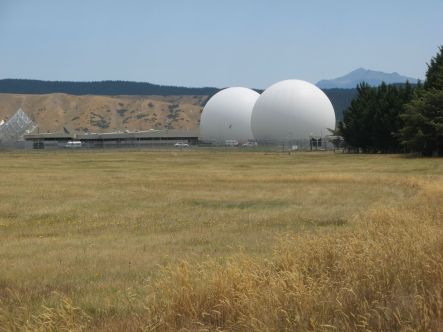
xmin=200 ymin=87 xmax=259 ymax=144
xmin=251 ymin=80 xmax=336 ymax=143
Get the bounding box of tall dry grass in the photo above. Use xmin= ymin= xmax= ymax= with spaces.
xmin=0 ymin=291 xmax=90 ymax=332
xmin=0 ymin=151 xmax=442 ymax=330
xmin=142 ymin=179 xmax=443 ymax=331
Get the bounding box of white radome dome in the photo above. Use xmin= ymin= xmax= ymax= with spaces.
xmin=200 ymin=87 xmax=259 ymax=144
xmin=251 ymin=80 xmax=336 ymax=142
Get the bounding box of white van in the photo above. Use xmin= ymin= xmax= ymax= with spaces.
xmin=174 ymin=142 xmax=189 ymax=148
xmin=242 ymin=141 xmax=258 ymax=147
xmin=65 ymin=140 xmax=82 ymax=148
xmin=225 ymin=139 xmax=239 ymax=147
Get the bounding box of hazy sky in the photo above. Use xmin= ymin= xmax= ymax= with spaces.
xmin=1 ymin=0 xmax=442 ymax=88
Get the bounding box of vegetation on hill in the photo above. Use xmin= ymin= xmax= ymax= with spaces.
xmin=0 ymin=79 xmax=219 ymax=96
xmin=323 ymin=88 xmax=357 ymax=121
xmin=0 ymin=94 xmax=207 ymax=133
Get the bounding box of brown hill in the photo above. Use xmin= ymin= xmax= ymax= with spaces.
xmin=0 ymin=93 xmax=208 ymax=133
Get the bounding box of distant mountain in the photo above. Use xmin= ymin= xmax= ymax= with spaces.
xmin=316 ymin=68 xmax=419 ymax=89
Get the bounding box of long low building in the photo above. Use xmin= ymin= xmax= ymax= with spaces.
xmin=24 ymin=129 xmax=200 ymax=148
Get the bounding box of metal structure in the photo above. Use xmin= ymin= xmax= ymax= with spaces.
xmin=24 ymin=129 xmax=199 ymax=149
xmin=0 ymin=108 xmax=37 ymax=145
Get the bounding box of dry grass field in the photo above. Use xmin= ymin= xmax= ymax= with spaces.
xmin=0 ymin=150 xmax=442 ymax=331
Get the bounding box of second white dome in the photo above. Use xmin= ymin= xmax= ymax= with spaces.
xmin=251 ymin=80 xmax=336 ymax=143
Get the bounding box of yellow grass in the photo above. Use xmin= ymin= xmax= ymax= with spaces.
xmin=0 ymin=150 xmax=442 ymax=331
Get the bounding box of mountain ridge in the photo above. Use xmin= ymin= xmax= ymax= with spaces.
xmin=316 ymin=68 xmax=419 ymax=89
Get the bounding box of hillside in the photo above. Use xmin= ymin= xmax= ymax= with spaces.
xmin=316 ymin=68 xmax=419 ymax=89
xmin=0 ymin=91 xmax=354 ymax=134
xmin=322 ymin=88 xmax=356 ymax=120
xmin=0 ymin=93 xmax=208 ymax=133
xmin=0 ymin=79 xmax=356 ymax=133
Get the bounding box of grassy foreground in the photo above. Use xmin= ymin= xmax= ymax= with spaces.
xmin=0 ymin=150 xmax=442 ymax=331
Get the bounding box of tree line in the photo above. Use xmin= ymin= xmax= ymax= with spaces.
xmin=337 ymin=46 xmax=443 ymax=156
xmin=0 ymin=79 xmax=219 ymax=96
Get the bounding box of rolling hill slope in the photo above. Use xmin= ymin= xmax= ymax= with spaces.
xmin=0 ymin=93 xmax=208 ymax=133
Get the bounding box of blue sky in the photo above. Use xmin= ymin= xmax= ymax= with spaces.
xmin=1 ymin=0 xmax=442 ymax=88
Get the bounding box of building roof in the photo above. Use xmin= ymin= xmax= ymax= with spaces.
xmin=24 ymin=129 xmax=200 ymax=141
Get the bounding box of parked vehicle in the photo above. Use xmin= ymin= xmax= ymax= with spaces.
xmin=174 ymin=142 xmax=189 ymax=148
xmin=242 ymin=141 xmax=258 ymax=147
xmin=65 ymin=140 xmax=82 ymax=148
xmin=225 ymin=139 xmax=239 ymax=147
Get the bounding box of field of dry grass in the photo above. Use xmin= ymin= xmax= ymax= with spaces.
xmin=0 ymin=150 xmax=442 ymax=331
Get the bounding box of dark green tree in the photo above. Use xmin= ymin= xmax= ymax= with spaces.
xmin=338 ymin=83 xmax=375 ymax=152
xmin=399 ymin=90 xmax=443 ymax=156
xmin=338 ymin=82 xmax=414 ymax=153
xmin=424 ymin=45 xmax=443 ymax=90
xmin=399 ymin=46 xmax=443 ymax=156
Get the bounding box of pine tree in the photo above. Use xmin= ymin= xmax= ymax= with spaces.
xmin=399 ymin=90 xmax=443 ymax=156
xmin=424 ymin=45 xmax=443 ymax=90
xmin=339 ymin=82 xmax=414 ymax=153
xmin=338 ymin=83 xmax=375 ymax=152
xmin=399 ymin=46 xmax=443 ymax=156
